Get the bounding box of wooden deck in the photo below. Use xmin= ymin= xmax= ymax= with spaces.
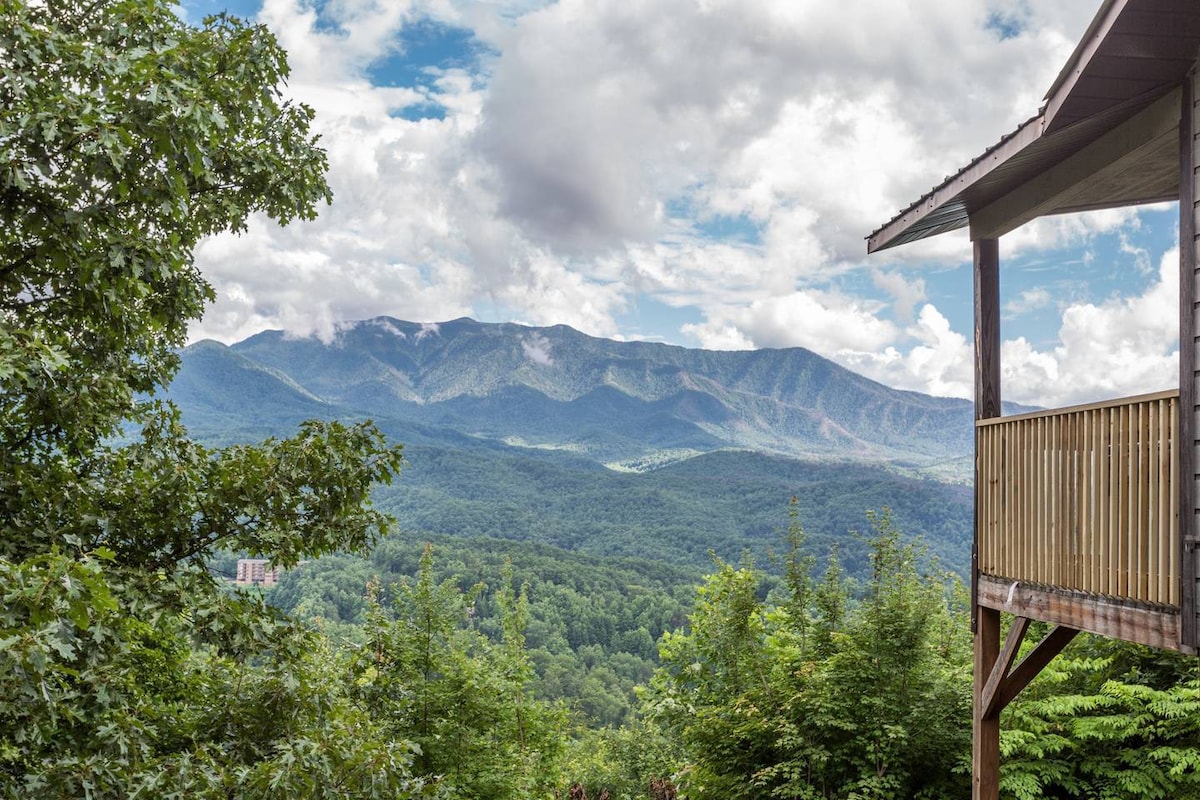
xmin=976 ymin=390 xmax=1185 ymax=650
xmin=867 ymin=7 xmax=1200 ymax=794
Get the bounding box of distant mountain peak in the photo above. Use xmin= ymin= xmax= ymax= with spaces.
xmin=171 ymin=318 xmax=977 ymax=479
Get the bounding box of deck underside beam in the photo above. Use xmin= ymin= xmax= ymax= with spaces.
xmin=977 ymin=575 xmax=1182 ymax=651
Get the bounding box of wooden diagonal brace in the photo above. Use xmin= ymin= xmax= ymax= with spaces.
xmin=980 ymin=616 xmax=1030 ymax=719
xmin=981 ymin=620 xmax=1079 ymax=720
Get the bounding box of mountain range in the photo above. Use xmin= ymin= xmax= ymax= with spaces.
xmin=173 ymin=316 xmax=982 ymax=472
xmin=168 ymin=317 xmax=981 ymax=573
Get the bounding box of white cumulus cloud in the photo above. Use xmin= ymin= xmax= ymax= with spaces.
xmin=521 ymin=333 xmax=554 ymax=366
xmin=182 ymin=0 xmax=1179 ymax=411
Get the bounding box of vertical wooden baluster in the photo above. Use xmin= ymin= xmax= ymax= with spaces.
xmin=1059 ymin=412 xmax=1067 ymax=587
xmin=1136 ymin=402 xmax=1146 ymax=602
xmin=1025 ymin=418 xmax=1032 ymax=583
xmin=1170 ymin=397 xmax=1180 ymax=605
xmin=1159 ymin=398 xmax=1171 ymax=605
xmin=1147 ymin=400 xmax=1155 ymax=602
xmin=993 ymin=427 xmax=1001 ymax=576
xmin=1048 ymin=414 xmax=1056 ymax=586
xmin=1120 ymin=403 xmax=1127 ymax=597
xmin=999 ymin=424 xmax=1006 ymax=579
xmin=1125 ymin=404 xmax=1135 ymax=599
xmin=1135 ymin=402 xmax=1145 ymax=600
xmin=1089 ymin=412 xmax=1099 ymax=594
xmin=1118 ymin=404 xmax=1129 ymax=598
xmin=1159 ymin=399 xmax=1167 ymax=605
xmin=1104 ymin=410 xmax=1113 ymax=597
xmin=1068 ymin=411 xmax=1076 ymax=591
xmin=1018 ymin=421 xmax=1026 ymax=581
xmin=1023 ymin=418 xmax=1031 ymax=581
xmin=1065 ymin=412 xmax=1075 ymax=587
xmin=1038 ymin=415 xmax=1047 ymax=585
xmin=1043 ymin=413 xmax=1051 ymax=587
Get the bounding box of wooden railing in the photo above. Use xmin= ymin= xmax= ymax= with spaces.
xmin=977 ymin=390 xmax=1179 ymax=606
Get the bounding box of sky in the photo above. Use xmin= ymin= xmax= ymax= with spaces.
xmin=180 ymin=0 xmax=1182 ymax=409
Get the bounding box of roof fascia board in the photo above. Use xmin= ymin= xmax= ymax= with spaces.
xmin=1043 ymin=0 xmax=1129 ymax=133
xmin=969 ymin=86 xmax=1180 ymax=240
xmin=866 ymin=115 xmax=1044 ymax=254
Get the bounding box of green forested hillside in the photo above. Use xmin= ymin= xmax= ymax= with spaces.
xmin=168 ymin=317 xmax=979 ymax=579
xmin=255 ymin=534 xmax=702 ymax=726
xmin=170 ymin=338 xmax=976 ymax=578
xmin=376 ymin=445 xmax=972 ymax=574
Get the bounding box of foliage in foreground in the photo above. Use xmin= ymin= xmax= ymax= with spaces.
xmin=635 ymin=504 xmax=1200 ymax=800
xmin=643 ymin=507 xmax=972 ymax=800
xmin=349 ymin=546 xmax=566 ymax=799
xmin=1001 ymin=635 xmax=1200 ymax=800
xmin=0 ymin=0 xmax=419 ymax=795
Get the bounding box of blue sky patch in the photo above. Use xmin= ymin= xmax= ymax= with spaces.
xmin=178 ymin=0 xmax=261 ymax=24
xmin=367 ymin=18 xmax=491 ymax=90
xmin=917 ymin=206 xmax=1179 ymax=349
xmin=693 ymin=213 xmax=764 ymax=246
xmin=618 ymin=296 xmax=703 ymax=343
xmin=369 ymin=18 xmax=490 ymax=121
xmin=667 ymin=198 xmax=764 ymax=246
xmin=985 ymin=6 xmax=1028 ymax=41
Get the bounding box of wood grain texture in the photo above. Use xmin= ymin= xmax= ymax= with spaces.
xmin=985 ymin=625 xmax=1080 ymax=718
xmin=981 ymin=616 xmax=1031 ymax=719
xmin=974 ymin=239 xmax=1001 ymax=422
xmin=1181 ymin=71 xmax=1197 ymax=647
xmin=978 ymin=575 xmax=1182 ymax=651
xmin=976 ymin=393 xmax=1179 ymax=605
xmin=973 ymin=606 xmax=1001 ymax=800
xmin=973 ymin=237 xmax=1001 ymax=641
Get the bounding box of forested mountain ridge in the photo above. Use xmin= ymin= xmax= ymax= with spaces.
xmin=175 ymin=316 xmax=982 ymax=474
xmin=168 ymin=318 xmax=977 ymax=573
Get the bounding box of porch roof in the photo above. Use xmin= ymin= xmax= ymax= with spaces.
xmin=867 ymin=0 xmax=1200 ymax=254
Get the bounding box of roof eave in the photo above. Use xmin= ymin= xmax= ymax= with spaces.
xmin=866 ymin=115 xmax=1045 ymax=254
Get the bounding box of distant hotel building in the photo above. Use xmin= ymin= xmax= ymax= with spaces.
xmin=235 ymin=558 xmax=282 ymax=587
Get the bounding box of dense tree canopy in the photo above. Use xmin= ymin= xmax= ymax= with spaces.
xmin=1 ymin=0 xmax=329 ymax=457
xmin=0 ymin=1 xmax=412 ymax=795
xmin=644 ymin=510 xmax=972 ymax=800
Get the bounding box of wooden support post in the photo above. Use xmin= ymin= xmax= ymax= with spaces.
xmin=975 ymin=238 xmax=1002 ymax=422
xmin=973 ymin=606 xmax=1001 ymax=800
xmin=974 ymin=237 xmax=1001 ymax=633
xmin=975 ymin=614 xmax=1080 ymax=800
xmin=1179 ymin=73 xmax=1197 ymax=649
xmin=973 ymin=237 xmax=1001 ymax=799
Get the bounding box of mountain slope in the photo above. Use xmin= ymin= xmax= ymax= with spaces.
xmin=198 ymin=316 xmax=978 ymax=472
xmin=168 ymin=318 xmax=980 ymax=574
